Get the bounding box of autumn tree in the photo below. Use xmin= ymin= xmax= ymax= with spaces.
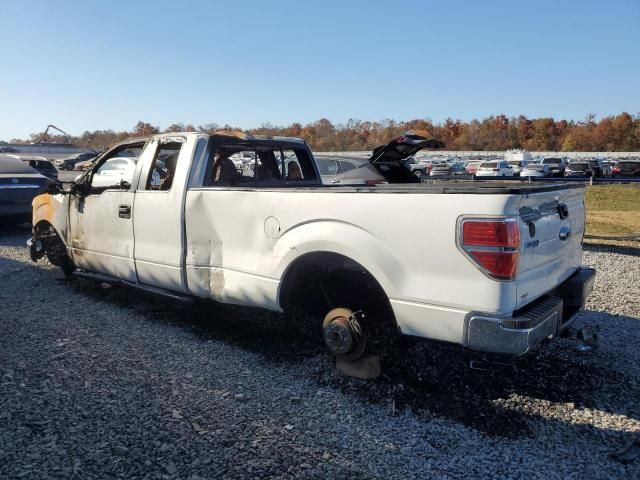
xmin=132 ymin=121 xmax=159 ymax=136
xmin=7 ymin=112 xmax=640 ymax=152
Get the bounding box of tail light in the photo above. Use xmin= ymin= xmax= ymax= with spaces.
xmin=459 ymin=218 xmax=520 ymax=280
xmin=612 ymin=167 xmax=620 ymax=173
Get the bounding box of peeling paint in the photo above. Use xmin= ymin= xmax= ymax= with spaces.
xmin=210 ymin=270 xmax=225 ymax=299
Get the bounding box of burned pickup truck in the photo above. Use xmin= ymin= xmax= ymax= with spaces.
xmin=29 ymin=131 xmax=595 ymax=366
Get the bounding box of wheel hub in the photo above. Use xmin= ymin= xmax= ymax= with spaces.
xmin=324 ymin=317 xmax=356 ymax=355
xmin=322 ymin=309 xmax=366 ymax=359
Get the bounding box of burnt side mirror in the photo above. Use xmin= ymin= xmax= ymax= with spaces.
xmin=70 ymin=180 xmax=89 ymax=197
xmin=45 ymin=180 xmax=62 ymax=195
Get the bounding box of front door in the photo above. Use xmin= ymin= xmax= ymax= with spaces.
xmin=68 ymin=141 xmax=148 ymax=281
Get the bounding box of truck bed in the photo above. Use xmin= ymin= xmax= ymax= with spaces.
xmin=190 ymin=180 xmax=586 ymax=195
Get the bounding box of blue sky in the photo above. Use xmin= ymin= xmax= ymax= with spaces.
xmin=1 ymin=0 xmax=639 ymax=140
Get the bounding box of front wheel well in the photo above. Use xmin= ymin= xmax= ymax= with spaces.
xmin=32 ymin=220 xmax=74 ymax=274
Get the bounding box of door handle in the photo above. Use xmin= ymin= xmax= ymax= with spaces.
xmin=118 ymin=204 xmax=131 ymax=219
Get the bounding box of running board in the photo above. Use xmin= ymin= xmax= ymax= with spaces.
xmin=72 ymin=270 xmax=194 ymax=304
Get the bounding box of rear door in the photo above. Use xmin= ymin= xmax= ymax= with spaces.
xmin=515 ymin=186 xmax=585 ymax=309
xmin=132 ymin=135 xmax=196 ymax=292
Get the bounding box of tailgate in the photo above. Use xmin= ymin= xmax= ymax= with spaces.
xmin=516 ymin=187 xmax=585 ymax=309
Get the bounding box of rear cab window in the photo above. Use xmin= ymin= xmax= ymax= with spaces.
xmin=204 ymin=140 xmax=320 ymax=187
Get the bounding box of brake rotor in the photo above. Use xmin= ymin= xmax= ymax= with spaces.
xmin=322 ymin=308 xmax=366 ymax=360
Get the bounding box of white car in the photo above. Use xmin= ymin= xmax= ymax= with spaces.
xmin=521 ymin=164 xmax=550 ymax=177
xmin=475 ymin=161 xmax=512 ymax=177
xmin=90 ymin=157 xmax=137 ymax=188
xmin=507 ymin=161 xmax=527 ymax=176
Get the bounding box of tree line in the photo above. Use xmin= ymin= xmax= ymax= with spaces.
xmin=5 ymin=112 xmax=640 ymax=152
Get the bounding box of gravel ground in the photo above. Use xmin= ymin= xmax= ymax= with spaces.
xmin=1 ymin=224 xmax=639 ymax=479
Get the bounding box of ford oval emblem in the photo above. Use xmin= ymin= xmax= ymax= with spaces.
xmin=559 ymin=226 xmax=572 ymax=241
xmin=11 ymin=178 xmax=19 ymax=184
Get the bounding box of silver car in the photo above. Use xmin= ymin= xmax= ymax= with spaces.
xmin=316 ymin=156 xmax=386 ymax=185
xmin=507 ymin=160 xmax=525 ymax=176
xmin=520 ymin=164 xmax=550 ymax=177
xmin=429 ymin=162 xmax=451 ymax=177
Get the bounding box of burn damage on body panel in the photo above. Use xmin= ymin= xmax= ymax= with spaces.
xmin=30 ymin=193 xmax=74 ymax=275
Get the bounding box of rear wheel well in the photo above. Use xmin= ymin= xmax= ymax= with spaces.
xmin=278 ymin=252 xmax=398 ymax=334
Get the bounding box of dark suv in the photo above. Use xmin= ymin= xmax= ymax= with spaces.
xmin=612 ymin=161 xmax=640 ymax=178
xmin=564 ymin=162 xmax=593 ymax=177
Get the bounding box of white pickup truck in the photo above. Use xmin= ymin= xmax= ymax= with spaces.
xmin=29 ymin=132 xmax=595 ymax=363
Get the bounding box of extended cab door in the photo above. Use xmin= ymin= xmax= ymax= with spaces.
xmin=68 ymin=141 xmax=150 ymax=281
xmin=132 ymin=135 xmax=196 ymax=292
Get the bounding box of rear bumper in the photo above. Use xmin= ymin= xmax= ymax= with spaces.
xmin=465 ymin=267 xmax=596 ymax=355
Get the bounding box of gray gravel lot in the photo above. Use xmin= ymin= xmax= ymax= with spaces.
xmin=1 ymin=224 xmax=639 ymax=479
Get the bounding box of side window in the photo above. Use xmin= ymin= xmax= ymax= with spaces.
xmin=318 ymin=159 xmax=340 ymax=176
xmin=283 ymin=149 xmax=318 ymax=183
xmin=146 ymin=141 xmax=183 ymax=191
xmin=209 ymin=147 xmax=255 ymax=185
xmin=339 ymin=160 xmax=356 ymax=173
xmin=206 ymin=145 xmax=318 ymax=187
xmin=90 ymin=144 xmax=144 ymax=190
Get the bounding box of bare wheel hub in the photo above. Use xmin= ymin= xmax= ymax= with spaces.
xmin=322 ymin=308 xmax=366 ymax=359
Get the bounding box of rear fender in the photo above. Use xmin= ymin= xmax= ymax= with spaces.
xmin=271 ymin=220 xmax=403 ymax=305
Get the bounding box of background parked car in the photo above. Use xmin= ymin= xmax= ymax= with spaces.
xmin=465 ymin=161 xmax=483 ymax=175
xmin=316 ymin=156 xmax=386 ymax=185
xmin=0 ymin=146 xmax=20 ymax=153
xmin=26 ymin=158 xmax=58 ymax=181
xmin=450 ymin=162 xmax=467 ymax=175
xmin=90 ymin=157 xmax=137 ymax=188
xmin=0 ymin=154 xmax=53 ymax=223
xmin=506 ymin=160 xmax=526 ymax=176
xmin=403 ymin=157 xmax=432 ymax=177
xmin=504 ymin=149 xmax=533 ymax=165
xmin=4 ymin=154 xmax=58 ymax=181
xmin=583 ymin=158 xmax=604 ymax=177
xmin=74 ymin=157 xmax=100 ymax=171
xmin=475 ymin=161 xmax=512 ymax=177
xmin=612 ymin=160 xmax=640 ymax=177
xmin=429 ymin=162 xmax=451 ymax=177
xmin=54 ymin=152 xmax=99 ymax=170
xmin=564 ymin=162 xmax=593 ymax=177
xmin=520 ymin=163 xmax=550 ymax=177
xmin=541 ymin=157 xmax=566 ymax=177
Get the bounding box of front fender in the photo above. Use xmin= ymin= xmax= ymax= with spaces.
xmin=270 ymin=219 xmax=404 ymax=300
xmin=32 ymin=193 xmax=69 ymax=242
